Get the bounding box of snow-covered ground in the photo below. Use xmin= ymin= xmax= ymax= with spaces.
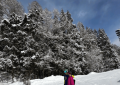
xmin=1 ymin=69 xmax=120 ymax=85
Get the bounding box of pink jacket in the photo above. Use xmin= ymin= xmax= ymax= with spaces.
xmin=67 ymin=76 xmax=74 ymax=85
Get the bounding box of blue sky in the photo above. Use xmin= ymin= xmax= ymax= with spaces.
xmin=18 ymin=0 xmax=120 ymax=46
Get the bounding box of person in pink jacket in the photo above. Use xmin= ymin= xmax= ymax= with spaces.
xmin=67 ymin=71 xmax=74 ymax=85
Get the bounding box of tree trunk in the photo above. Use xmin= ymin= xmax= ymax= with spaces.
xmin=34 ymin=69 xmax=35 ymax=79
xmin=30 ymin=70 xmax=31 ymax=80
xmin=43 ymin=69 xmax=44 ymax=78
xmin=12 ymin=68 xmax=14 ymax=83
xmin=6 ymin=65 xmax=8 ymax=83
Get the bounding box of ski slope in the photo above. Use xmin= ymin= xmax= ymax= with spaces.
xmin=1 ymin=69 xmax=120 ymax=85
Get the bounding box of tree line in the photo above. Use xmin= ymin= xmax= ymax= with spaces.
xmin=0 ymin=0 xmax=120 ymax=83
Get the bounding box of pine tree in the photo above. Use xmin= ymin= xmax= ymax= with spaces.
xmin=97 ymin=29 xmax=119 ymax=71
xmin=77 ymin=22 xmax=86 ymax=36
xmin=65 ymin=10 xmax=74 ymax=34
xmin=0 ymin=0 xmax=24 ymax=19
xmin=0 ymin=12 xmax=43 ymax=80
xmin=93 ymin=29 xmax=98 ymax=37
xmin=59 ymin=9 xmax=67 ymax=32
xmin=52 ymin=11 xmax=60 ymax=35
xmin=112 ymin=44 xmax=120 ymax=56
xmin=86 ymin=27 xmax=93 ymax=34
xmin=0 ymin=0 xmax=4 ymax=20
xmin=66 ymin=10 xmax=73 ymax=23
xmin=28 ymin=1 xmax=43 ymax=14
xmin=42 ymin=8 xmax=53 ymax=32
xmin=28 ymin=1 xmax=44 ymax=31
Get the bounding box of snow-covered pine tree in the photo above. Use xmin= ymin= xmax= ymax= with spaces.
xmin=28 ymin=1 xmax=44 ymax=33
xmin=52 ymin=9 xmax=60 ymax=35
xmin=42 ymin=8 xmax=53 ymax=32
xmin=97 ymin=29 xmax=119 ymax=71
xmin=86 ymin=27 xmax=93 ymax=34
xmin=112 ymin=44 xmax=120 ymax=56
xmin=28 ymin=1 xmax=42 ymax=13
xmin=93 ymin=29 xmax=98 ymax=37
xmin=0 ymin=0 xmax=24 ymax=19
xmin=0 ymin=0 xmax=4 ymax=20
xmin=77 ymin=22 xmax=84 ymax=32
xmin=0 ymin=12 xmax=43 ymax=81
xmin=66 ymin=10 xmax=73 ymax=23
xmin=65 ymin=10 xmax=74 ymax=34
xmin=77 ymin=22 xmax=86 ymax=37
xmin=59 ymin=9 xmax=67 ymax=32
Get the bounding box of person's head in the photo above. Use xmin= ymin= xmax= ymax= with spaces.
xmin=68 ymin=71 xmax=72 ymax=76
xmin=68 ymin=73 xmax=71 ymax=76
xmin=64 ymin=69 xmax=68 ymax=74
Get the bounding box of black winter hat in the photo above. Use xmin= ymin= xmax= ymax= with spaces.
xmin=68 ymin=71 xmax=72 ymax=74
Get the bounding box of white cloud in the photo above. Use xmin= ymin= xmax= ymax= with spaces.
xmin=111 ymin=38 xmax=120 ymax=46
xmin=102 ymin=4 xmax=110 ymax=12
xmin=100 ymin=3 xmax=110 ymax=22
xmin=78 ymin=11 xmax=87 ymax=18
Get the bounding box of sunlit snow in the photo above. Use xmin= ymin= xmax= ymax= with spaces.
xmin=1 ymin=69 xmax=120 ymax=85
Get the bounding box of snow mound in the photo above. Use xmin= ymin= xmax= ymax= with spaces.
xmin=88 ymin=72 xmax=96 ymax=75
